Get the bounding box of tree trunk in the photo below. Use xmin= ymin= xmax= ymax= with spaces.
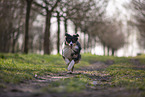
xmin=30 ymin=37 xmax=34 ymax=53
xmin=75 ymin=25 xmax=77 ymax=34
xmin=64 ymin=18 xmax=67 ymax=34
xmin=107 ymin=46 xmax=110 ymax=56
xmin=12 ymin=31 xmax=16 ymax=53
xmin=57 ymin=11 xmax=60 ymax=54
xmin=4 ymin=30 xmax=11 ymax=53
xmin=44 ymin=10 xmax=51 ymax=54
xmin=24 ymin=0 xmax=33 ymax=54
xmin=84 ymin=31 xmax=86 ymax=52
xmin=87 ymin=34 xmax=90 ymax=53
xmin=90 ymin=39 xmax=92 ymax=53
xmin=12 ymin=30 xmax=20 ymax=53
xmin=103 ymin=43 xmax=105 ymax=56
xmin=39 ymin=35 xmax=42 ymax=53
xmin=112 ymin=49 xmax=115 ymax=56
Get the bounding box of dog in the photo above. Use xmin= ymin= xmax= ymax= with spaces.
xmin=62 ymin=33 xmax=81 ymax=73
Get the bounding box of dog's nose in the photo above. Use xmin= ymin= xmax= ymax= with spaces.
xmin=70 ymin=43 xmax=73 ymax=46
xmin=69 ymin=41 xmax=73 ymax=45
xmin=69 ymin=41 xmax=73 ymax=48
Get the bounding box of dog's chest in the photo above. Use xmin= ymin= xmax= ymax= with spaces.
xmin=63 ymin=45 xmax=78 ymax=59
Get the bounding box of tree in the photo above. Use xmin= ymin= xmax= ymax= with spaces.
xmin=61 ymin=0 xmax=96 ymax=51
xmin=0 ymin=0 xmax=25 ymax=53
xmin=24 ymin=0 xmax=33 ymax=54
xmin=56 ymin=11 xmax=61 ymax=54
xmin=78 ymin=0 xmax=108 ymax=53
xmin=105 ymin=23 xmax=125 ymax=56
xmin=132 ymin=0 xmax=145 ymax=51
xmin=33 ymin=0 xmax=61 ymax=54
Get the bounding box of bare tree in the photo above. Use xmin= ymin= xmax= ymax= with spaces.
xmin=0 ymin=0 xmax=25 ymax=53
xmin=33 ymin=0 xmax=61 ymax=54
xmin=132 ymin=0 xmax=145 ymax=51
xmin=61 ymin=0 xmax=105 ymax=51
xmin=24 ymin=0 xmax=33 ymax=54
xmin=56 ymin=11 xmax=61 ymax=54
xmin=105 ymin=23 xmax=125 ymax=56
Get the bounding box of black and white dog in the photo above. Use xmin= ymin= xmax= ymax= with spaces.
xmin=62 ymin=33 xmax=81 ymax=73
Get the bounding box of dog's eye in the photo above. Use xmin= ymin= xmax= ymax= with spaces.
xmin=67 ymin=39 xmax=71 ymax=42
xmin=72 ymin=39 xmax=76 ymax=43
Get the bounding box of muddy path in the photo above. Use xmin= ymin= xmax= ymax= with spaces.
xmin=0 ymin=61 xmax=141 ymax=97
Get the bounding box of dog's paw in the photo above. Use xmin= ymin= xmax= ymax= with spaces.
xmin=67 ymin=71 xmax=72 ymax=74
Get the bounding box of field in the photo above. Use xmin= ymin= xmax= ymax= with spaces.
xmin=0 ymin=53 xmax=145 ymax=97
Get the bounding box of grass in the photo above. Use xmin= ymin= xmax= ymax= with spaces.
xmin=0 ymin=54 xmax=66 ymax=84
xmin=104 ymin=56 xmax=145 ymax=91
xmin=42 ymin=76 xmax=88 ymax=93
xmin=0 ymin=53 xmax=145 ymax=95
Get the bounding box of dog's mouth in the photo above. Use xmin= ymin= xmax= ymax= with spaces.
xmin=69 ymin=43 xmax=73 ymax=49
xmin=68 ymin=41 xmax=73 ymax=49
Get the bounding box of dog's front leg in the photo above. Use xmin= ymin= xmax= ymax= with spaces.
xmin=67 ymin=60 xmax=75 ymax=71
xmin=64 ymin=58 xmax=70 ymax=65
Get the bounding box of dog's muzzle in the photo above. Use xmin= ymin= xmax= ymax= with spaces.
xmin=69 ymin=41 xmax=73 ymax=49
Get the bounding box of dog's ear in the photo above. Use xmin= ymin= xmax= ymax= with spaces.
xmin=73 ymin=34 xmax=79 ymax=37
xmin=65 ymin=33 xmax=71 ymax=37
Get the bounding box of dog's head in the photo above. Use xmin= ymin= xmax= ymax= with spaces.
xmin=65 ymin=33 xmax=79 ymax=48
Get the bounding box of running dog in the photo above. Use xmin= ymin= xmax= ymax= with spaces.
xmin=62 ymin=33 xmax=81 ymax=73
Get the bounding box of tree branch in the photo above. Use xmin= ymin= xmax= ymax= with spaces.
xmin=31 ymin=7 xmax=46 ymax=16
xmin=33 ymin=1 xmax=46 ymax=9
xmin=51 ymin=0 xmax=61 ymax=12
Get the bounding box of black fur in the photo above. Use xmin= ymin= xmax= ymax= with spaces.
xmin=62 ymin=33 xmax=81 ymax=71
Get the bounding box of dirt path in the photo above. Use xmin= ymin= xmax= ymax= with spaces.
xmin=0 ymin=61 xmax=141 ymax=97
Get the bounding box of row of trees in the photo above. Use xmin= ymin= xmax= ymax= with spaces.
xmin=0 ymin=0 xmax=128 ymax=56
xmin=131 ymin=0 xmax=145 ymax=51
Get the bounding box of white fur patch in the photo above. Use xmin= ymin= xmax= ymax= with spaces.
xmin=65 ymin=58 xmax=70 ymax=65
xmin=67 ymin=60 xmax=75 ymax=70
